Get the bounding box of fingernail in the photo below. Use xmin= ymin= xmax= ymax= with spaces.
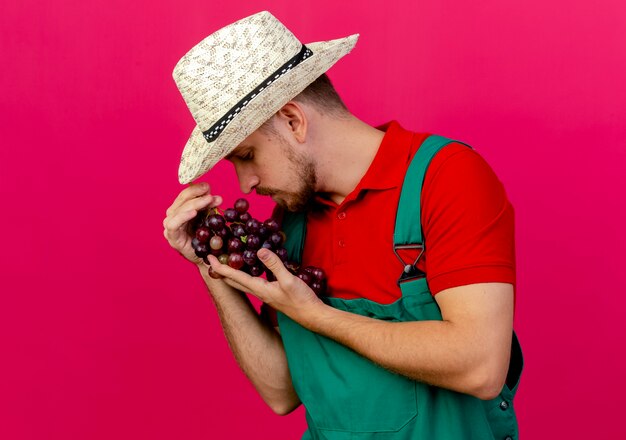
xmin=258 ymin=249 xmax=269 ymax=260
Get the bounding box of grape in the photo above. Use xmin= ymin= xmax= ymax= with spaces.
xmin=263 ymin=218 xmax=280 ymax=232
xmin=311 ymin=282 xmax=323 ymax=295
xmin=246 ymin=234 xmax=261 ymax=250
xmin=224 ymin=208 xmax=238 ymax=222
xmin=195 ymin=226 xmax=211 ymax=243
xmin=209 ymin=235 xmax=223 ymax=251
xmin=194 ymin=242 xmax=210 ymax=258
xmin=301 ymin=266 xmax=315 ymax=276
xmin=231 ymin=223 xmax=246 ymax=238
xmin=258 ymin=225 xmax=269 ymax=239
xmin=227 ymin=237 xmax=245 ymax=253
xmin=246 ymin=218 xmax=262 ymax=235
xmin=242 ymin=249 xmax=258 ymax=266
xmin=302 ymin=266 xmax=324 ymax=281
xmin=188 ymin=197 xmax=327 ymax=295
xmin=292 ymin=266 xmax=328 ymax=297
xmin=297 ymin=272 xmax=312 ymax=285
xmin=207 ymin=214 xmax=226 ymax=231
xmin=310 ymin=267 xmax=325 ymax=281
xmin=269 ymin=232 xmax=284 ymax=247
xmin=239 ymin=212 xmax=251 ymax=224
xmin=249 ymin=264 xmax=264 ymax=276
xmin=228 ymin=253 xmax=244 ymax=270
xmin=234 ymin=198 xmax=249 ymax=214
xmin=276 ymin=248 xmax=288 ymax=262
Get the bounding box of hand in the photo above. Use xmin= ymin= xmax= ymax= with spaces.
xmin=207 ymin=249 xmax=324 ymax=327
xmin=163 ymin=182 xmax=223 ymax=266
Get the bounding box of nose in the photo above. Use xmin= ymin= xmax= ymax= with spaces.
xmin=234 ymin=166 xmax=260 ymax=194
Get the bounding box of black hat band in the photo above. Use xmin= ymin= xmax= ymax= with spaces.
xmin=202 ymin=45 xmax=313 ymax=143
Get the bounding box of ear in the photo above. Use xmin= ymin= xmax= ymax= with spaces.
xmin=276 ymin=101 xmax=307 ymax=143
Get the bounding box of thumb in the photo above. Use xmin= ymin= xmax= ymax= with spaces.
xmin=257 ymin=248 xmax=290 ymax=280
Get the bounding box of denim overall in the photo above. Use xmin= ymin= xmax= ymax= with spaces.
xmin=277 ymin=135 xmax=523 ymax=439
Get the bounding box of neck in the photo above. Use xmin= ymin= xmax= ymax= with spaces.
xmin=310 ymin=113 xmax=386 ymax=205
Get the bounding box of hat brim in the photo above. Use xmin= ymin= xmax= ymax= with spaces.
xmin=177 ymin=33 xmax=359 ymax=184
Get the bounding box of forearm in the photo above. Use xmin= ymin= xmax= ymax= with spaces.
xmin=198 ymin=266 xmax=300 ymax=414
xmin=205 ymin=250 xmax=514 ymax=401
xmin=307 ymin=303 xmax=511 ymax=400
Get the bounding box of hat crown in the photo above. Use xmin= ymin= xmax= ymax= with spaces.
xmin=173 ymin=11 xmax=302 ymax=131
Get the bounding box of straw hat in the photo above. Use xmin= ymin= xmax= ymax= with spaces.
xmin=172 ymin=11 xmax=359 ymax=184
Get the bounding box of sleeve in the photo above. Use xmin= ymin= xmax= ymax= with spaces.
xmin=421 ymin=143 xmax=516 ymax=296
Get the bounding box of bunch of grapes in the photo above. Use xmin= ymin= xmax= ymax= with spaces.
xmin=190 ymin=197 xmax=326 ymax=296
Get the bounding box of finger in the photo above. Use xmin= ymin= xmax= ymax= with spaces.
xmin=208 ymin=194 xmax=223 ymax=208
xmin=164 ymin=193 xmax=217 ymax=231
xmin=222 ymin=277 xmax=255 ymax=295
xmin=174 ymin=192 xmax=224 ymax=222
xmin=207 ymin=255 xmax=268 ymax=294
xmin=178 ymin=193 xmax=217 ymax=216
xmin=163 ymin=209 xmax=198 ymax=237
xmin=257 ymin=249 xmax=293 ymax=286
xmin=168 ymin=182 xmax=211 ymax=215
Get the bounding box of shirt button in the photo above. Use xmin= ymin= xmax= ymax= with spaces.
xmin=499 ymin=401 xmax=509 ymax=411
xmin=337 ymin=212 xmax=347 ymax=220
xmin=338 ymin=239 xmax=346 ymax=247
xmin=504 ymin=436 xmax=513 ymax=440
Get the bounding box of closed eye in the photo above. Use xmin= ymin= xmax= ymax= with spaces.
xmin=238 ymin=152 xmax=253 ymax=161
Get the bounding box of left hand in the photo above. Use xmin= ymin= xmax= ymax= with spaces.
xmin=206 ymin=248 xmax=325 ymax=327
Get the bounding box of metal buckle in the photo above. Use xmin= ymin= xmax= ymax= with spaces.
xmin=393 ymin=244 xmax=426 ymax=284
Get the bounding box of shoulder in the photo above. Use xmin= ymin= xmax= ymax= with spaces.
xmin=417 ymin=140 xmax=516 ymax=294
xmin=422 ymin=141 xmax=510 ymax=207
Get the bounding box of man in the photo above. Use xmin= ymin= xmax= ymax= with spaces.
xmin=163 ymin=11 xmax=522 ymax=439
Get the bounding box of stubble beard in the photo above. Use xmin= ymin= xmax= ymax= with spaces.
xmin=256 ymin=133 xmax=317 ymax=213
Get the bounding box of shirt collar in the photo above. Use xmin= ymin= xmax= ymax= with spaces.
xmin=358 ymin=120 xmax=415 ymax=191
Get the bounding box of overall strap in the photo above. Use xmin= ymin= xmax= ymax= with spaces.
xmin=281 ymin=210 xmax=306 ymax=265
xmin=394 ymin=135 xmax=472 ymax=282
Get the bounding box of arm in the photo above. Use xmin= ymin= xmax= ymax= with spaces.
xmin=210 ymin=251 xmax=514 ymax=400
xmin=162 ymin=182 xmax=300 ymax=414
xmin=306 ymin=282 xmax=514 ymax=400
xmin=198 ymin=267 xmax=301 ymax=414
xmin=207 ymin=147 xmax=515 ymax=400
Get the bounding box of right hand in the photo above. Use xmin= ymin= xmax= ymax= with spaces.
xmin=163 ymin=182 xmax=223 ymax=266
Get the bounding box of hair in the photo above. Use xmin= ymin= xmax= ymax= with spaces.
xmin=292 ymin=73 xmax=349 ymax=116
xmin=258 ymin=73 xmax=349 ymax=134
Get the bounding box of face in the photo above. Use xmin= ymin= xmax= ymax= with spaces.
xmin=225 ymin=124 xmax=317 ymax=212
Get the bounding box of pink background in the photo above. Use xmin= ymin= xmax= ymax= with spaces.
xmin=1 ymin=0 xmax=624 ymax=438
